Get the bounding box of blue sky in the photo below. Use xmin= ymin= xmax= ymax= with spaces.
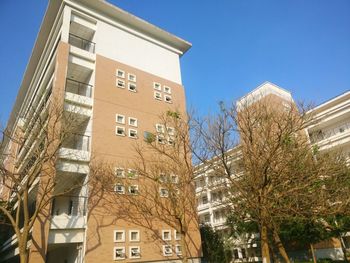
xmin=0 ymin=0 xmax=349 ymax=124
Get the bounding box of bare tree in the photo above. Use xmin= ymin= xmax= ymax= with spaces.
xmin=193 ymin=95 xmax=350 ymax=263
xmin=0 ymin=98 xmax=91 ymax=263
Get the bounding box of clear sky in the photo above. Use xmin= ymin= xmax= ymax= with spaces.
xmin=0 ymin=0 xmax=349 ymax=124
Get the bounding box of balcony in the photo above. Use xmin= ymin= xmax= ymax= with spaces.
xmin=59 ymin=134 xmax=90 ymax=162
xmin=69 ymin=33 xmax=95 ymax=53
xmin=50 ymin=196 xmax=87 ymax=229
xmin=65 ymin=78 xmax=93 ymax=109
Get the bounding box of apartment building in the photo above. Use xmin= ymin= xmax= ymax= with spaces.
xmin=195 ymin=82 xmax=350 ymax=261
xmin=0 ymin=0 xmax=201 ymax=262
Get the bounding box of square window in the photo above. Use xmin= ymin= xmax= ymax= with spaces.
xmin=164 ymin=95 xmax=172 ymax=103
xmin=163 ymin=245 xmax=172 ymax=256
xmin=116 ymin=79 xmax=125 ymax=88
xmin=127 ymin=169 xmax=138 ymax=179
xmin=171 ymin=175 xmax=179 ymax=184
xmin=114 ymin=184 xmax=125 ymax=194
xmin=164 ymin=86 xmax=171 ymax=94
xmin=129 ymin=117 xmax=138 ymax=127
xmin=174 ymin=230 xmax=181 ymax=240
xmin=159 ymin=188 xmax=169 ymax=198
xmin=129 ymin=129 xmax=138 ymax=139
xmin=156 ymin=124 xmax=165 ymax=133
xmin=130 ymin=246 xmax=141 ymax=258
xmin=175 ymin=245 xmax=182 ymax=255
xmin=154 ymin=91 xmax=162 ymax=100
xmin=162 ymin=230 xmax=171 ymax=241
xmin=153 ymin=82 xmax=161 ymax=91
xmin=129 ymin=185 xmax=139 ymax=195
xmin=128 ymin=83 xmax=137 ymax=92
xmin=128 ymin=73 xmax=137 ymax=82
xmin=116 ymin=69 xmax=125 ymax=78
xmin=159 ymin=173 xmax=167 ymax=183
xmin=116 ymin=114 xmax=125 ymax=124
xmin=115 ymin=168 xmax=125 ymax=178
xmin=129 ymin=230 xmax=140 ymax=242
xmin=116 ymin=126 xmax=125 ymax=136
xmin=114 ymin=247 xmax=126 ymax=260
xmin=157 ymin=135 xmax=166 ymax=144
xmin=114 ymin=230 xmax=125 ymax=242
xmin=167 ymin=127 xmax=175 ymax=136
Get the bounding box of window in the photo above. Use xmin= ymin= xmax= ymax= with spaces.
xmin=153 ymin=82 xmax=161 ymax=90
xmin=114 ymin=230 xmax=125 ymax=242
xmin=164 ymin=95 xmax=172 ymax=103
xmin=163 ymin=245 xmax=172 ymax=256
xmin=114 ymin=184 xmax=125 ymax=194
xmin=129 ymin=129 xmax=138 ymax=139
xmin=127 ymin=169 xmax=138 ymax=179
xmin=175 ymin=245 xmax=182 ymax=255
xmin=241 ymin=248 xmax=246 ymax=258
xmin=171 ymin=175 xmax=179 ymax=184
xmin=116 ymin=114 xmax=125 ymax=124
xmin=162 ymin=230 xmax=171 ymax=241
xmin=157 ymin=135 xmax=166 ymax=144
xmin=129 ymin=246 xmax=141 ymax=259
xmin=128 ymin=83 xmax=137 ymax=92
xmin=233 ymin=249 xmax=239 ymax=259
xmin=167 ymin=127 xmax=175 ymax=135
xmin=115 ymin=168 xmax=125 ymax=178
xmin=116 ymin=69 xmax=125 ymax=78
xmin=116 ymin=79 xmax=125 ymax=88
xmin=159 ymin=188 xmax=169 ymax=197
xmin=128 ymin=117 xmax=138 ymax=127
xmin=156 ymin=124 xmax=165 ymax=133
xmin=128 ymin=73 xmax=136 ymax=82
xmin=116 ymin=126 xmax=125 ymax=136
xmin=128 ymin=185 xmax=139 ymax=195
xmin=202 ymin=195 xmax=208 ymax=205
xmin=154 ymin=91 xmax=162 ymax=100
xmin=114 ymin=247 xmax=126 ymax=260
xmin=174 ymin=230 xmax=181 ymax=240
xmin=129 ymin=230 xmax=140 ymax=242
xmin=159 ymin=173 xmax=167 ymax=183
xmin=164 ymin=86 xmax=171 ymax=94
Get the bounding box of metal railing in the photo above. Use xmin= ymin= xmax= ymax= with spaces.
xmin=65 ymin=78 xmax=92 ymax=98
xmin=51 ymin=196 xmax=87 ymax=216
xmin=62 ymin=133 xmax=90 ymax=151
xmin=69 ymin=33 xmax=95 ymax=53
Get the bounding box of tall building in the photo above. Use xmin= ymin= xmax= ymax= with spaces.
xmin=194 ymin=82 xmax=350 ymax=262
xmin=0 ymin=0 xmax=201 ymax=262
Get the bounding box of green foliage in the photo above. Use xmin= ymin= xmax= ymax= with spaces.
xmin=226 ymin=213 xmax=259 ymax=236
xmin=200 ymin=225 xmax=232 ymax=263
xmin=143 ymin=131 xmax=156 ymax=143
xmin=166 ymin=110 xmax=180 ymax=119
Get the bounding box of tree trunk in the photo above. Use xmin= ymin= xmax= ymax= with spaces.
xmin=181 ymin=231 xmax=188 ymax=263
xmin=310 ymin=243 xmax=317 ymax=263
xmin=272 ymin=228 xmax=291 ymax=263
xmin=261 ymin=224 xmax=271 ymax=263
xmin=19 ymin=250 xmax=28 ymax=263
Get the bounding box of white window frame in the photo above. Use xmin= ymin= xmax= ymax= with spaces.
xmin=128 ymin=73 xmax=137 ymax=82
xmin=157 ymin=135 xmax=166 ymax=144
xmin=162 ymin=230 xmax=171 ymax=241
xmin=156 ymin=124 xmax=165 ymax=133
xmin=128 ymin=117 xmax=138 ymax=127
xmin=114 ymin=184 xmax=125 ymax=194
xmin=174 ymin=230 xmax=181 ymax=240
xmin=116 ymin=126 xmax=125 ymax=137
xmin=128 ymin=129 xmax=138 ymax=139
xmin=129 ymin=230 xmax=140 ymax=242
xmin=167 ymin=127 xmax=175 ymax=136
xmin=114 ymin=230 xmax=125 ymax=242
xmin=154 ymin=91 xmax=162 ymax=100
xmin=114 ymin=247 xmax=126 ymax=260
xmin=153 ymin=82 xmax=161 ymax=91
xmin=116 ymin=114 xmax=125 ymax=124
xmin=159 ymin=187 xmax=169 ymax=198
xmin=116 ymin=79 xmax=125 ymax=89
xmin=116 ymin=69 xmax=125 ymax=78
xmin=127 ymin=169 xmax=138 ymax=179
xmin=163 ymin=245 xmax=173 ymax=257
xmin=128 ymin=82 xmax=137 ymax=92
xmin=164 ymin=95 xmax=172 ymax=103
xmin=128 ymin=185 xmax=139 ymax=195
xmin=175 ymin=245 xmax=182 ymax=255
xmin=164 ymin=85 xmax=171 ymax=94
xmin=129 ymin=246 xmax=141 ymax=259
xmin=115 ymin=168 xmax=125 ymax=178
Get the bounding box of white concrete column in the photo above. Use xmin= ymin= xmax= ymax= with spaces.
xmin=61 ymin=6 xmax=72 ymax=43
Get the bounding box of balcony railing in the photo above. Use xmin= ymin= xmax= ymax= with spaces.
xmin=69 ymin=33 xmax=95 ymax=53
xmin=51 ymin=196 xmax=87 ymax=217
xmin=65 ymin=78 xmax=92 ymax=98
xmin=62 ymin=133 xmax=90 ymax=151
